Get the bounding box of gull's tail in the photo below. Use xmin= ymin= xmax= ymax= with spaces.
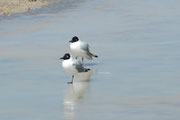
xmin=86 ymin=51 xmax=98 ymax=60
xmin=92 ymin=54 xmax=98 ymax=58
xmin=85 ymin=68 xmax=91 ymax=72
xmin=90 ymin=53 xmax=98 ymax=58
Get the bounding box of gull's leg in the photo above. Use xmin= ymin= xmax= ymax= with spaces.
xmin=67 ymin=75 xmax=74 ymax=84
xmin=72 ymin=75 xmax=74 ymax=83
xmin=82 ymin=57 xmax=84 ymax=64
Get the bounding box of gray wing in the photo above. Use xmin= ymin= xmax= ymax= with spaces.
xmin=73 ymin=60 xmax=85 ymax=72
xmin=81 ymin=42 xmax=98 ymax=58
xmin=80 ymin=43 xmax=93 ymax=58
xmin=81 ymin=42 xmax=90 ymax=53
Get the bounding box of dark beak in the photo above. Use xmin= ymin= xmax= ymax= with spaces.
xmin=59 ymin=57 xmax=64 ymax=60
xmin=69 ymin=40 xmax=73 ymax=43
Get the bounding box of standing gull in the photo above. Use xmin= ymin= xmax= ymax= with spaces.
xmin=69 ymin=36 xmax=98 ymax=62
xmin=60 ymin=53 xmax=90 ymax=84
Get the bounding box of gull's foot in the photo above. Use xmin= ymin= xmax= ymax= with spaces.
xmin=67 ymin=81 xmax=73 ymax=84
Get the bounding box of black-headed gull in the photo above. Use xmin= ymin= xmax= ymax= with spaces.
xmin=69 ymin=36 xmax=98 ymax=62
xmin=60 ymin=53 xmax=90 ymax=84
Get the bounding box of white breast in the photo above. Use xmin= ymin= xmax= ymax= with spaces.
xmin=62 ymin=59 xmax=78 ymax=75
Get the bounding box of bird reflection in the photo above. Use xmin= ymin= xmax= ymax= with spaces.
xmin=64 ymin=69 xmax=92 ymax=119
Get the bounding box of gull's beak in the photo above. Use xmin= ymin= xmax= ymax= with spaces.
xmin=69 ymin=40 xmax=73 ymax=43
xmin=59 ymin=57 xmax=64 ymax=60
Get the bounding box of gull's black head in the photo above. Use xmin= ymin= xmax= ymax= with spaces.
xmin=69 ymin=36 xmax=79 ymax=43
xmin=60 ymin=53 xmax=70 ymax=60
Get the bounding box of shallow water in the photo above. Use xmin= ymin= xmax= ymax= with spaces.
xmin=1 ymin=0 xmax=180 ymax=120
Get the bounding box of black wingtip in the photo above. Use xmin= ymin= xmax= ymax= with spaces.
xmin=85 ymin=68 xmax=91 ymax=72
xmin=94 ymin=55 xmax=98 ymax=58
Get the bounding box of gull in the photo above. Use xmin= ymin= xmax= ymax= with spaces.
xmin=59 ymin=53 xmax=90 ymax=84
xmin=69 ymin=36 xmax=98 ymax=63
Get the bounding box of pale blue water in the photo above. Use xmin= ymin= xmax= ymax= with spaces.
xmin=0 ymin=0 xmax=180 ymax=120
